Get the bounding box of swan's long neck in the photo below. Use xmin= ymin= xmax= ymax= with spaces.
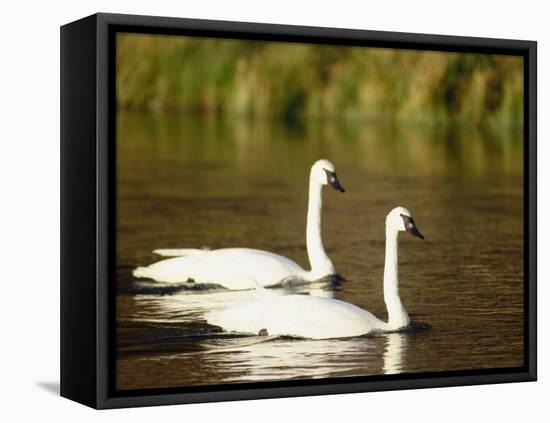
xmin=383 ymin=228 xmax=409 ymax=330
xmin=306 ymin=177 xmax=335 ymax=279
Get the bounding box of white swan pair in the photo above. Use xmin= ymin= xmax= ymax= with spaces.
xmin=133 ymin=159 xmax=345 ymax=290
xmin=206 ymin=206 xmax=424 ymax=339
xmin=133 ymin=159 xmax=425 ymax=339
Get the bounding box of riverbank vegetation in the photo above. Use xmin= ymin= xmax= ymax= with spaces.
xmin=117 ymin=33 xmax=523 ymax=128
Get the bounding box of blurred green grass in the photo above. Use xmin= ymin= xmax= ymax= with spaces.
xmin=117 ymin=33 xmax=523 ymax=128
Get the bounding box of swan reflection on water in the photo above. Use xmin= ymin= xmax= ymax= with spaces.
xmin=201 ymin=330 xmax=408 ymax=382
xmin=121 ymin=281 xmax=408 ymax=383
xmin=383 ymin=333 xmax=407 ymax=375
xmin=126 ymin=278 xmax=338 ymax=324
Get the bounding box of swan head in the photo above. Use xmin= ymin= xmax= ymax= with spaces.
xmin=311 ymin=159 xmax=345 ymax=192
xmin=386 ymin=207 xmax=424 ymax=239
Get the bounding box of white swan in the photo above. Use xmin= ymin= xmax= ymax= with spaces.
xmin=132 ymin=159 xmax=345 ymax=290
xmin=205 ymin=207 xmax=424 ymax=339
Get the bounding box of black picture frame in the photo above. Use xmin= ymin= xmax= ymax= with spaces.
xmin=60 ymin=12 xmax=537 ymax=409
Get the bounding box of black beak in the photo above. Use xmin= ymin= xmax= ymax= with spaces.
xmin=324 ymin=169 xmax=345 ymax=192
xmin=401 ymin=214 xmax=425 ymax=239
xmin=408 ymin=224 xmax=425 ymax=240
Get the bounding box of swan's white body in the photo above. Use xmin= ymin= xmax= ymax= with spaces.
xmin=206 ymin=294 xmax=382 ymax=339
xmin=134 ymin=248 xmax=308 ymax=290
xmin=133 ymin=160 xmax=344 ymax=289
xmin=206 ymin=207 xmax=424 ymax=339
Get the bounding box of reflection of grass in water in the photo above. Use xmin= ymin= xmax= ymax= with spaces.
xmin=117 ymin=33 xmax=523 ymax=128
xmin=117 ymin=110 xmax=523 ymax=184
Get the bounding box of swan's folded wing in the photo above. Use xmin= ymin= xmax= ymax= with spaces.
xmin=153 ymin=248 xmax=209 ymax=257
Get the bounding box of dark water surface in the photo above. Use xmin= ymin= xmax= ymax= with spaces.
xmin=116 ymin=111 xmax=524 ymax=391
